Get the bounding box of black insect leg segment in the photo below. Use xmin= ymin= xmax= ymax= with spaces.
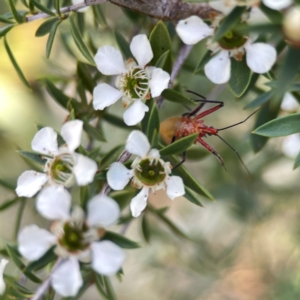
xmin=172 ymin=151 xmax=187 ymax=170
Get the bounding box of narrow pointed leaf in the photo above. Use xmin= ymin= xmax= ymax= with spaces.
xmin=46 ymin=20 xmax=62 ymax=58
xmin=77 ymin=62 xmax=96 ymax=93
xmin=83 ymin=121 xmax=106 ymax=142
xmin=155 ymin=50 xmax=170 ymax=69
xmin=0 ymin=15 xmax=15 ymax=24
xmin=149 ymin=20 xmax=172 ymax=73
xmin=24 ymin=247 xmax=57 ymax=272
xmin=184 ymin=186 xmax=204 ymax=207
xmin=147 ymin=104 xmax=160 ymax=146
xmin=168 ymin=155 xmax=214 ymax=201
xmin=4 ymin=37 xmax=30 ymax=88
xmin=92 ymin=5 xmax=107 ymax=28
xmin=114 ymin=31 xmax=131 ymax=59
xmin=160 ymin=133 xmax=198 ymax=156
xmin=194 ymin=50 xmax=212 ymax=74
xmin=17 ymin=150 xmax=47 ymax=165
xmin=30 ymin=0 xmax=56 ymax=16
xmin=0 ymin=197 xmax=20 ymax=211
xmin=161 ymin=89 xmax=195 ymax=106
xmin=99 ymin=145 xmax=124 ymax=170
xmin=244 ymin=91 xmax=272 ymax=109
xmin=228 ymin=56 xmax=252 ymax=97
xmin=102 ymin=231 xmax=140 ymax=249
xmin=141 ymin=214 xmax=151 ymax=243
xmin=95 ymin=274 xmax=110 ymax=300
xmin=0 ymin=178 xmax=15 ymax=190
xmin=259 ymin=2 xmax=283 ymax=23
xmin=69 ymin=13 xmax=95 ymax=65
xmin=35 ymin=17 xmax=59 ymax=37
xmin=213 ymin=6 xmax=247 ymax=41
xmin=7 ymin=0 xmax=24 ymax=23
xmin=253 ymin=113 xmax=300 ymax=137
xmin=293 ymin=152 xmax=300 ymax=170
xmin=0 ymin=24 xmax=14 ymax=37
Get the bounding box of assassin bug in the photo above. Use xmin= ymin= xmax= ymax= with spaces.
xmin=160 ymin=90 xmax=258 ymax=176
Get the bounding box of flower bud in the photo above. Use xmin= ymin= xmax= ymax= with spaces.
xmin=283 ymin=6 xmax=300 ymax=47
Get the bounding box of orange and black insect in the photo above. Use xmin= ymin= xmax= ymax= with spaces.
xmin=160 ymin=90 xmax=257 ymax=175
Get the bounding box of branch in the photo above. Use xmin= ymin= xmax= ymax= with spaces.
xmin=26 ymin=0 xmax=217 ymax=23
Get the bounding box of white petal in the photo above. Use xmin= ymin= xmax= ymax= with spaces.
xmin=60 ymin=120 xmax=83 ymax=152
xmin=93 ymin=83 xmax=123 ymax=110
xmin=36 ymin=186 xmax=71 ymax=221
xmin=148 ymin=67 xmax=170 ymax=97
xmin=107 ymin=162 xmax=133 ymax=190
xmin=148 ymin=148 xmax=161 ymax=159
xmin=16 ymin=171 xmax=48 ymax=197
xmin=126 ymin=130 xmax=150 ymax=157
xmin=262 ymin=0 xmax=292 ymax=10
xmin=91 ymin=241 xmax=125 ymax=275
xmin=176 ymin=16 xmax=213 ymax=45
xmin=0 ymin=259 xmax=8 ymax=295
xmin=166 ymin=176 xmax=185 ymax=200
xmin=31 ymin=127 xmax=58 ymax=155
xmin=87 ymin=195 xmax=120 ymax=227
xmin=130 ymin=34 xmax=153 ymax=68
xmin=245 ymin=42 xmax=276 ymax=74
xmin=18 ymin=225 xmax=56 ymax=261
xmin=130 ymin=187 xmax=149 ymax=217
xmin=73 ymin=153 xmax=97 ymax=185
xmin=94 ymin=46 xmax=126 ymax=75
xmin=282 ymin=134 xmax=300 ymax=159
xmin=123 ymin=100 xmax=149 ymax=126
xmin=281 ymin=93 xmax=300 ymax=112
xmin=72 ymin=0 xmax=89 ymax=12
xmin=51 ymin=258 xmax=83 ymax=297
xmin=204 ymin=51 xmax=231 ymax=84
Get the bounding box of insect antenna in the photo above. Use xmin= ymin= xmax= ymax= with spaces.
xmin=216 ymin=134 xmax=251 ymax=178
xmin=217 ymin=108 xmax=260 ymax=131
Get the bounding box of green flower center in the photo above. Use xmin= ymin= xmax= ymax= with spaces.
xmin=134 ymin=158 xmax=166 ymax=186
xmin=218 ymin=30 xmax=247 ymax=50
xmin=121 ymin=67 xmax=149 ymax=100
xmin=50 ymin=153 xmax=75 ymax=185
xmin=59 ymin=222 xmax=89 ymax=252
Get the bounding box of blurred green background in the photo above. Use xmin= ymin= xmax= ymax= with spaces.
xmin=1 ymin=1 xmax=300 ymax=299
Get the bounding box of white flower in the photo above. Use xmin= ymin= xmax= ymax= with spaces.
xmin=93 ymin=34 xmax=170 ymax=126
xmin=176 ymin=15 xmax=276 ymax=84
xmin=0 ymin=259 xmax=8 ymax=295
xmin=282 ymin=134 xmax=300 ymax=159
xmin=18 ymin=187 xmax=125 ymax=297
xmin=72 ymin=0 xmax=89 ymax=13
xmin=107 ymin=131 xmax=185 ymax=217
xmin=223 ymin=0 xmax=291 ymax=10
xmin=16 ymin=120 xmax=97 ymax=198
xmin=281 ymin=93 xmax=300 ymax=112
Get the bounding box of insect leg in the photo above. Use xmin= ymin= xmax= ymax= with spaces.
xmin=172 ymin=151 xmax=187 ymax=170
xmin=197 ymin=137 xmax=226 ymax=170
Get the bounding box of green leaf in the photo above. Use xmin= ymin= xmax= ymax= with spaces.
xmin=213 ymin=6 xmax=247 ymax=41
xmin=244 ymin=91 xmax=272 ymax=109
xmin=0 ymin=197 xmax=20 ymax=211
xmin=77 ymin=62 xmax=96 ymax=94
xmin=0 ymin=15 xmax=15 ymax=24
xmin=161 ymin=89 xmax=195 ymax=106
xmin=141 ymin=99 xmax=154 ymax=134
xmin=141 ymin=214 xmax=151 ymax=243
xmin=155 ymin=50 xmax=170 ymax=69
xmin=0 ymin=24 xmax=14 ymax=37
xmin=293 ymin=152 xmax=300 ymax=170
xmin=194 ymin=50 xmax=212 ymax=74
xmin=253 ymin=113 xmax=300 ymax=137
xmin=35 ymin=17 xmax=59 ymax=37
xmin=168 ymin=155 xmax=214 ymax=201
xmin=103 ymin=276 xmax=118 ymax=300
xmin=0 ymin=178 xmax=15 ymax=190
xmin=184 ymin=186 xmax=204 ymax=207
xmin=95 ymin=274 xmax=110 ymax=300
xmin=17 ymin=150 xmax=47 ymax=165
xmin=114 ymin=31 xmax=131 ymax=60
xmin=99 ymin=145 xmax=124 ymax=170
xmin=148 ymin=206 xmax=190 ymax=240
xmin=149 ymin=20 xmax=172 ymax=73
xmin=259 ymin=2 xmax=283 ymax=23
xmin=110 ymin=188 xmax=135 ymax=210
xmin=103 ymin=113 xmax=138 ymax=130
xmin=147 ymin=104 xmax=160 ymax=147
xmin=92 ymin=5 xmax=107 ymax=28
xmin=228 ymin=56 xmax=252 ymax=97
xmin=102 ymin=231 xmax=140 ymax=249
xmin=69 ymin=13 xmax=95 ymax=65
xmin=4 ymin=36 xmax=30 ymax=88
xmin=6 ymin=0 xmax=24 ymax=23
xmin=41 ymin=79 xmax=70 ymax=109
xmin=250 ymin=102 xmax=280 ymax=152
xmin=6 ymin=245 xmax=42 ymax=283
xmin=83 ymin=121 xmax=106 ymax=142
xmin=54 ymin=0 xmax=61 ymax=16
xmin=272 ymin=47 xmax=300 ymax=109
xmin=46 ymin=20 xmax=62 ymax=58
xmin=25 ymin=247 xmax=57 ymax=272
xmin=30 ymin=0 xmax=56 ymax=16
xmin=160 ymin=133 xmax=198 ymax=156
